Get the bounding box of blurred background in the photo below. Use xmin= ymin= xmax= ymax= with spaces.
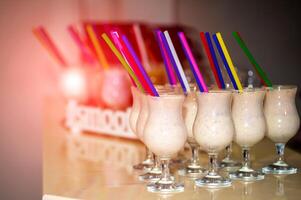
xmin=0 ymin=0 xmax=300 ymax=199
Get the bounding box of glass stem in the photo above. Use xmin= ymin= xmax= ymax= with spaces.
xmin=145 ymin=147 xmax=154 ymax=161
xmin=208 ymin=153 xmax=218 ymax=176
xmin=189 ymin=145 xmax=200 ymax=167
xmin=225 ymin=144 xmax=232 ymax=160
xmin=160 ymin=158 xmax=172 ymax=183
xmin=275 ymin=143 xmax=285 ymax=163
xmin=241 ymin=147 xmax=252 ymax=172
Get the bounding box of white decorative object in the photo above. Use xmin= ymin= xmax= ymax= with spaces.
xmin=65 ymin=100 xmax=137 ymax=139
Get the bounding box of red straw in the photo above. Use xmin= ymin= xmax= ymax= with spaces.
xmin=67 ymin=25 xmax=95 ymax=64
xmin=200 ymin=32 xmax=222 ymax=88
xmin=34 ymin=26 xmax=67 ymax=67
xmin=110 ymin=31 xmax=154 ymax=95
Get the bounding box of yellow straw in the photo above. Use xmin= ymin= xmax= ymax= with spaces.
xmin=101 ymin=33 xmax=144 ymax=92
xmin=86 ymin=25 xmax=109 ymax=69
xmin=216 ymin=32 xmax=243 ymax=92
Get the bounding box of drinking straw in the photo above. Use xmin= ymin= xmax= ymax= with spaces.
xmin=215 ymin=33 xmax=243 ymax=91
xmin=86 ymin=25 xmax=109 ymax=69
xmin=133 ymin=24 xmax=151 ymax=71
xmin=162 ymin=31 xmax=190 ymax=93
xmin=67 ymin=25 xmax=95 ymax=63
xmin=178 ymin=32 xmax=208 ymax=92
xmin=33 ymin=27 xmax=67 ymax=67
xmin=110 ymin=31 xmax=154 ymax=96
xmin=232 ymin=32 xmax=272 ymax=87
xmin=212 ymin=34 xmax=238 ymax=90
xmin=101 ymin=33 xmax=144 ymax=92
xmin=122 ymin=35 xmax=159 ymax=96
xmin=155 ymin=30 xmax=177 ymax=85
xmin=200 ymin=32 xmax=225 ymax=89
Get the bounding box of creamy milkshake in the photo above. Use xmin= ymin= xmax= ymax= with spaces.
xmin=138 ymin=86 xmax=174 ymax=181
xmin=130 ymin=88 xmax=154 ymax=171
xmin=144 ymin=93 xmax=187 ymax=193
xmin=193 ymin=90 xmax=234 ymax=188
xmin=229 ymin=88 xmax=266 ymax=181
xmin=178 ymin=86 xmax=205 ymax=177
xmin=129 ymin=87 xmax=140 ymax=135
xmin=262 ymin=85 xmax=300 ymax=174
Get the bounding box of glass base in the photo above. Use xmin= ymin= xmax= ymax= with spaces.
xmin=133 ymin=158 xmax=153 ymax=171
xmin=178 ymin=166 xmax=206 ymax=178
xmin=262 ymin=162 xmax=297 ymax=175
xmin=220 ymin=159 xmax=241 ymax=171
xmin=230 ymin=170 xmax=265 ymax=181
xmin=147 ymin=180 xmax=184 ymax=193
xmin=195 ymin=174 xmax=232 ymax=188
xmin=139 ymin=168 xmax=162 ymax=182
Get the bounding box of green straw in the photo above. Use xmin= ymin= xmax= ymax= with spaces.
xmin=232 ymin=32 xmax=272 ymax=87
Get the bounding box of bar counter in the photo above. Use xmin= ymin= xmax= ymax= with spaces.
xmin=44 ymin=97 xmax=301 ymax=200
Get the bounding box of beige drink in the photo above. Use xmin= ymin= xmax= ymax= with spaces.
xmin=179 ymin=88 xmax=205 ymax=177
xmin=232 ymin=89 xmax=266 ymax=147
xmin=262 ymin=85 xmax=300 ymax=174
xmin=194 ymin=91 xmax=234 ymax=153
xmin=264 ymin=86 xmax=300 ymax=143
xmin=136 ymin=94 xmax=149 ymax=140
xmin=144 ymin=94 xmax=187 ymax=157
xmin=230 ymin=88 xmax=266 ymax=181
xmin=144 ymin=93 xmax=187 ymax=193
xmin=193 ymin=90 xmax=234 ymax=188
xmin=129 ymin=87 xmax=141 ymax=135
xmin=183 ymin=91 xmax=198 ymax=142
xmin=130 ymin=89 xmax=153 ymax=171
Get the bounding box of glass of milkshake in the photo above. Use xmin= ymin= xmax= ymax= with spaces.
xmin=262 ymin=85 xmax=300 ymax=174
xmin=138 ymin=85 xmax=174 ymax=182
xmin=193 ymin=90 xmax=234 ymax=188
xmin=137 ymin=93 xmax=162 ymax=181
xmin=129 ymin=87 xmax=154 ymax=171
xmin=178 ymin=85 xmax=206 ymax=178
xmin=144 ymin=92 xmax=187 ymax=193
xmin=229 ymin=88 xmax=266 ymax=181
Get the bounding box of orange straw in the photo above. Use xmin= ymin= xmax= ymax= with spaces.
xmin=86 ymin=25 xmax=109 ymax=69
xmin=32 ymin=27 xmax=67 ymax=67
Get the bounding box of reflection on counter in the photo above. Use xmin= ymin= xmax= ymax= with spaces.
xmin=66 ymin=132 xmax=145 ymax=174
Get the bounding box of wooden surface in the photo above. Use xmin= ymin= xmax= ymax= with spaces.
xmin=44 ymin=97 xmax=301 ymax=200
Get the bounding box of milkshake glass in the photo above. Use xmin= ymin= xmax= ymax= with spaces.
xmin=130 ymin=87 xmax=154 ymax=171
xmin=178 ymin=85 xmax=205 ymax=177
xmin=262 ymin=85 xmax=300 ymax=174
xmin=144 ymin=93 xmax=187 ymax=193
xmin=138 ymin=85 xmax=174 ymax=181
xmin=229 ymin=88 xmax=266 ymax=181
xmin=193 ymin=90 xmax=234 ymax=188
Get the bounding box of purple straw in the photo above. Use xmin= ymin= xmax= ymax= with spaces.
xmin=121 ymin=35 xmax=159 ymax=96
xmin=155 ymin=30 xmax=177 ymax=85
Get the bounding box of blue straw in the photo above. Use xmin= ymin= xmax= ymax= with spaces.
xmin=122 ymin=35 xmax=159 ymax=96
xmin=160 ymin=31 xmax=187 ymax=93
xmin=212 ymin=33 xmax=238 ymax=90
xmin=205 ymin=32 xmax=226 ymax=89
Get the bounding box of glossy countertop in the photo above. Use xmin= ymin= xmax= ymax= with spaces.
xmin=43 ymin=97 xmax=301 ymax=200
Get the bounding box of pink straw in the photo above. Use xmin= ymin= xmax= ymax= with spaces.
xmin=178 ymin=32 xmax=208 ymax=92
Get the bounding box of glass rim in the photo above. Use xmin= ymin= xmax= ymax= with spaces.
xmin=264 ymin=85 xmax=297 ymax=91
xmin=196 ymin=90 xmax=232 ymax=95
xmin=147 ymin=93 xmax=185 ymax=99
xmin=232 ymin=87 xmax=266 ymax=94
